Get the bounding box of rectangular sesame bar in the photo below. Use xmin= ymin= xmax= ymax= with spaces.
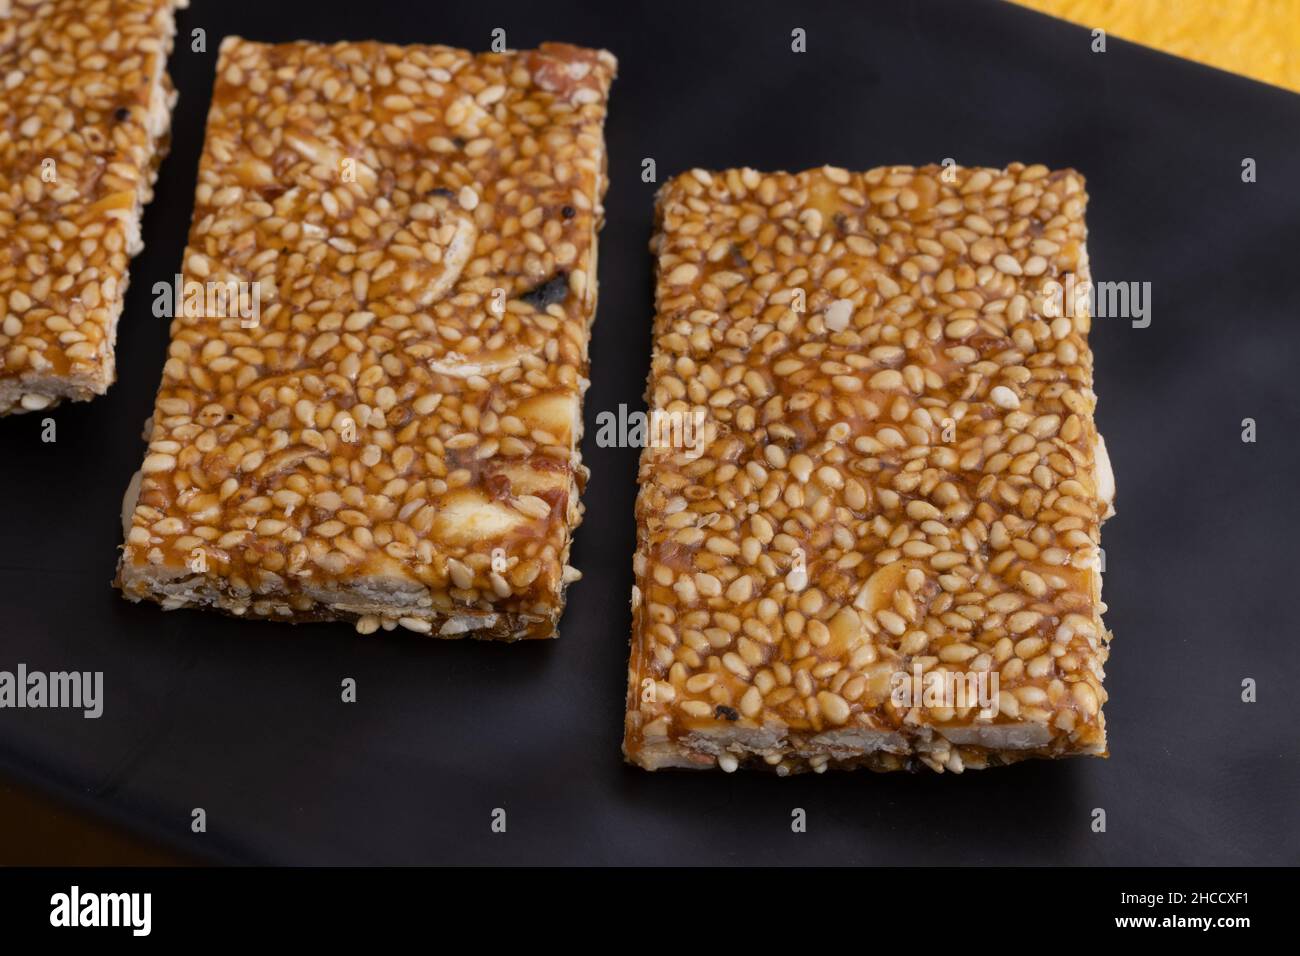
xmin=0 ymin=0 xmax=183 ymax=415
xmin=117 ymin=37 xmax=616 ymax=638
xmin=624 ymin=163 xmax=1116 ymax=773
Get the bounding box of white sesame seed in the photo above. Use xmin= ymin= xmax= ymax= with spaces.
xmin=990 ymin=385 xmax=1021 ymax=409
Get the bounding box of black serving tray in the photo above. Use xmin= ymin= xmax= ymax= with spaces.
xmin=1 ymin=0 xmax=1298 ymax=864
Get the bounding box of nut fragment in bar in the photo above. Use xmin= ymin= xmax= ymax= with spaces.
xmin=0 ymin=0 xmax=183 ymax=415
xmin=117 ymin=38 xmax=616 ymax=638
xmin=624 ymin=164 xmax=1115 ymax=773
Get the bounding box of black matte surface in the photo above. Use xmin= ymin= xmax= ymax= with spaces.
xmin=2 ymin=0 xmax=1298 ymax=865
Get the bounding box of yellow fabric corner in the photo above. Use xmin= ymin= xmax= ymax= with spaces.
xmin=1011 ymin=0 xmax=1300 ymax=94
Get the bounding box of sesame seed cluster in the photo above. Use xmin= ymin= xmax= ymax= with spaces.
xmin=624 ymin=164 xmax=1115 ymax=773
xmin=0 ymin=0 xmax=182 ymax=414
xmin=117 ymin=38 xmax=616 ymax=638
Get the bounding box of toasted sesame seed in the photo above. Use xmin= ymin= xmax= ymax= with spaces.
xmin=990 ymin=385 xmax=1021 ymax=409
xmin=666 ymin=263 xmax=699 ymax=285
xmin=993 ymin=253 xmax=1023 ymax=275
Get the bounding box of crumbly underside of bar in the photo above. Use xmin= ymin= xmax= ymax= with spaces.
xmin=118 ymin=565 xmax=561 ymax=639
xmin=635 ymin=724 xmax=1087 ymax=773
xmin=0 ymin=1 xmax=182 ymax=415
xmin=118 ymin=465 xmax=580 ymax=639
xmin=625 ymin=164 xmax=1114 ymax=774
xmin=118 ymin=38 xmax=615 ymax=639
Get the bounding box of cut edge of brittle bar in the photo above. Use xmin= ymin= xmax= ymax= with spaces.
xmin=624 ymin=162 xmax=1115 ymax=773
xmin=0 ymin=0 xmax=185 ymax=415
xmin=117 ymin=38 xmax=615 ymax=640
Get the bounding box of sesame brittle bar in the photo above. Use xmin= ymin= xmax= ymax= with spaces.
xmin=0 ymin=0 xmax=183 ymax=414
xmin=117 ymin=37 xmax=616 ymax=638
xmin=624 ymin=164 xmax=1116 ymax=773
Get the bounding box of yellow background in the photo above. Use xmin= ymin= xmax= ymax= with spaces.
xmin=1012 ymin=0 xmax=1300 ymax=93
